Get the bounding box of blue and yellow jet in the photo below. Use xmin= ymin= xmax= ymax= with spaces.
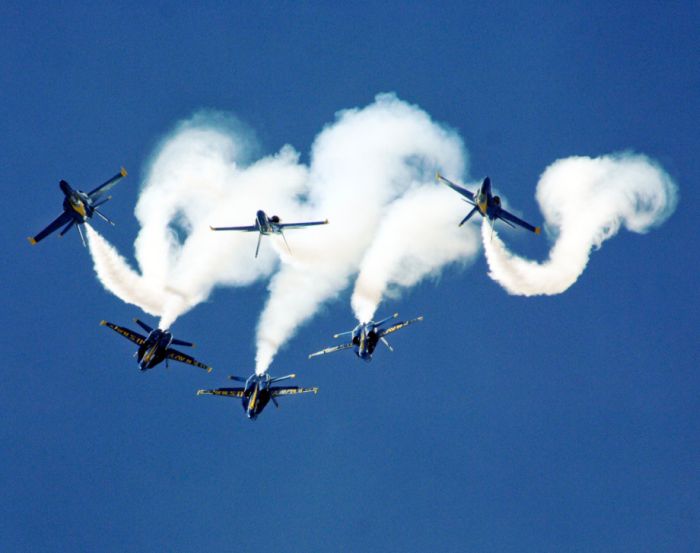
xmin=210 ymin=209 xmax=329 ymax=258
xmin=437 ymin=173 xmax=541 ymax=234
xmin=308 ymin=313 xmax=424 ymax=362
xmin=101 ymin=319 xmax=212 ymax=372
xmin=197 ymin=373 xmax=318 ymax=420
xmin=28 ymin=168 xmax=128 ymax=246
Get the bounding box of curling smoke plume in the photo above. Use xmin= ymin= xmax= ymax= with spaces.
xmin=88 ymin=113 xmax=308 ymax=329
xmin=87 ymin=95 xmax=477 ymax=370
xmin=483 ymin=154 xmax=678 ymax=296
xmin=253 ymin=95 xmax=477 ymax=373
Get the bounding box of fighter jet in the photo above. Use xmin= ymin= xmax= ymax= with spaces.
xmin=28 ymin=167 xmax=128 ymax=246
xmin=436 ymin=173 xmax=541 ymax=235
xmin=210 ymin=209 xmax=329 ymax=258
xmin=197 ymin=373 xmax=318 ymax=420
xmin=100 ymin=319 xmax=212 ymax=372
xmin=308 ymin=313 xmax=424 ymax=362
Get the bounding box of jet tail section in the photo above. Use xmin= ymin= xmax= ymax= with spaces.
xmin=134 ymin=318 xmax=153 ymax=333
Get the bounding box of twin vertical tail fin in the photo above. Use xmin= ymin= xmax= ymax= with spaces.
xmin=134 ymin=318 xmax=153 ymax=333
xmin=459 ymin=206 xmax=479 ymax=226
xmin=255 ymin=232 xmax=263 ymax=258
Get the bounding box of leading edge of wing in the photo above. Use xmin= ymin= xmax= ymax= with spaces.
xmin=88 ymin=167 xmax=127 ymax=200
xmin=197 ymin=388 xmax=244 ymax=397
xmin=28 ymin=211 xmax=73 ymax=245
xmin=278 ymin=219 xmax=329 ymax=229
xmin=271 ymin=386 xmax=319 ymax=396
xmin=498 ymin=208 xmax=541 ymax=234
xmin=100 ymin=320 xmax=146 ymax=345
xmin=308 ymin=342 xmax=354 ymax=359
xmin=166 ymin=348 xmax=213 ymax=372
xmin=209 ymin=225 xmax=258 ymax=232
xmin=379 ymin=315 xmax=424 ymax=337
xmin=436 ymin=173 xmax=475 ymax=203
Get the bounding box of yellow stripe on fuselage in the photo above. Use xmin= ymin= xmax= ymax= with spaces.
xmin=248 ymin=385 xmax=258 ymax=413
xmin=478 ymin=200 xmax=487 ymax=215
xmin=71 ymin=200 xmax=87 ymax=218
xmin=143 ymin=345 xmax=158 ymax=364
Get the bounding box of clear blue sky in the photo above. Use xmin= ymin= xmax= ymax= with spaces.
xmin=2 ymin=2 xmax=698 ymax=551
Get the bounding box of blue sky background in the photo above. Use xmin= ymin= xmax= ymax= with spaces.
xmin=2 ymin=2 xmax=698 ymax=551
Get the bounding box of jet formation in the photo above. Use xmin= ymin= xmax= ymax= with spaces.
xmin=32 ymin=167 xmax=540 ymax=420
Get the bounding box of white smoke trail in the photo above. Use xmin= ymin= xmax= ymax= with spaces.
xmin=89 ymin=112 xmax=308 ymax=329
xmin=351 ymin=186 xmax=481 ymax=322
xmin=86 ymin=224 xmax=169 ymax=316
xmin=254 ymin=94 xmax=469 ymax=372
xmin=483 ymin=154 xmax=678 ymax=296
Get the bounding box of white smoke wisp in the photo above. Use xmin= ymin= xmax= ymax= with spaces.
xmin=254 ymin=94 xmax=468 ymax=373
xmin=86 ymin=225 xmax=169 ymax=316
xmin=483 ymin=154 xmax=678 ymax=296
xmin=351 ymin=186 xmax=481 ymax=323
xmin=89 ymin=113 xmax=309 ymax=329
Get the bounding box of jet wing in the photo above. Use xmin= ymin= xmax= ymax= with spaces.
xmin=498 ymin=208 xmax=541 ymax=234
xmin=379 ymin=316 xmax=424 ymax=337
xmin=100 ymin=320 xmax=146 ymax=345
xmin=278 ymin=219 xmax=329 ymax=230
xmin=209 ymin=225 xmax=258 ymax=232
xmin=28 ymin=211 xmax=72 ymax=245
xmin=166 ymin=348 xmax=213 ymax=372
xmin=88 ymin=168 xmax=127 ymax=202
xmin=271 ymin=386 xmax=319 ymax=396
xmin=436 ymin=173 xmax=476 ymax=204
xmin=308 ymin=342 xmax=354 ymax=359
xmin=197 ymin=388 xmax=244 ymax=397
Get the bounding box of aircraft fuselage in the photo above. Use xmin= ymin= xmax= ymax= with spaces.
xmin=137 ymin=329 xmax=173 ymax=370
xmin=474 ymin=177 xmax=503 ymax=220
xmin=242 ymin=374 xmax=274 ymax=419
xmin=60 ymin=181 xmax=92 ymax=223
xmin=255 ymin=210 xmax=282 ymax=235
xmin=351 ymin=323 xmax=380 ymax=361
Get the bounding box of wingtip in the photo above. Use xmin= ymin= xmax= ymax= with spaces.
xmin=27 ymin=236 xmax=37 ymax=245
xmin=196 ymin=390 xmax=205 ymax=395
xmin=324 ymin=219 xmax=329 ymax=224
xmin=393 ymin=312 xmax=399 ymax=318
xmin=120 ymin=167 xmax=128 ymax=177
xmin=435 ymin=171 xmax=441 ymax=181
xmin=290 ymin=373 xmax=297 ymax=379
xmin=535 ymin=226 xmax=541 ymax=235
xmin=417 ymin=315 xmax=424 ymax=321
xmin=207 ymin=367 xmax=213 ymax=373
xmin=100 ymin=320 xmax=107 ymax=326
